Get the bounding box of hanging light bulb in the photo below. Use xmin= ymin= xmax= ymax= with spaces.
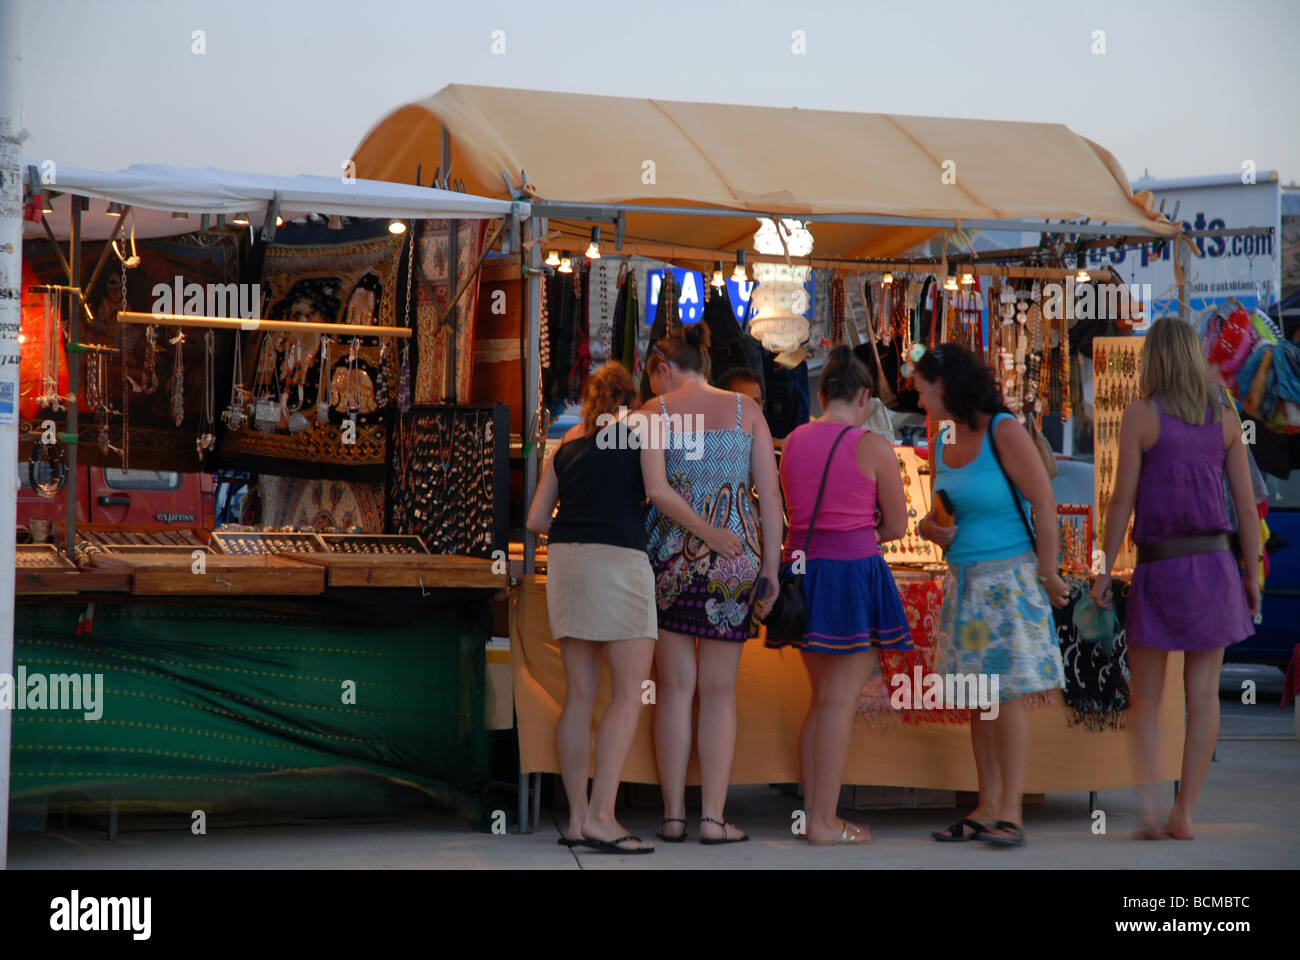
xmin=882 ymin=271 xmax=893 ymax=285
xmin=545 ymin=250 xmax=560 ymax=267
xmin=750 ymin=218 xmax=815 ymax=353
xmin=106 ymin=202 xmax=125 ymax=217
xmin=711 ymin=261 xmax=725 ymax=288
xmin=585 ymin=226 xmax=601 ymax=260
xmin=232 ymin=212 xmax=250 ymax=225
xmin=1075 ymin=267 xmax=1091 ymax=283
xmin=731 ymin=250 xmax=747 ymax=282
xmin=944 ymin=273 xmax=959 ymax=292
xmin=961 ymin=270 xmax=975 ymax=286
xmin=558 ymin=254 xmax=573 ymax=274
xmin=42 ymin=192 xmax=57 ymax=214
xmin=171 ymin=211 xmax=189 ymax=221
xmin=275 ymin=215 xmax=284 ymax=227
xmin=388 ymin=220 xmax=407 ymax=234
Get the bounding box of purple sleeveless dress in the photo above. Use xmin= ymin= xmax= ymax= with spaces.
xmin=1126 ymin=402 xmax=1254 ymax=651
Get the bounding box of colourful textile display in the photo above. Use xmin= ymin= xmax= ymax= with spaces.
xmin=220 ymin=236 xmax=403 ymax=480
xmin=414 ymin=219 xmax=488 ymax=404
xmin=257 ymin=475 xmax=385 ymax=533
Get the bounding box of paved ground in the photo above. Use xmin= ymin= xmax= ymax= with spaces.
xmin=8 ymin=665 xmax=1297 ymax=870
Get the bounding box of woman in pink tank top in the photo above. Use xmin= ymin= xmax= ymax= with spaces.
xmin=769 ymin=347 xmax=913 ymax=845
xmin=1091 ymin=318 xmax=1260 ymax=840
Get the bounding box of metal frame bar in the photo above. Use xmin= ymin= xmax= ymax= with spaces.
xmin=117 ymin=311 xmax=412 ymax=338
xmin=529 ymin=199 xmax=1175 ymax=238
xmin=64 ymin=201 xmax=82 ymax=558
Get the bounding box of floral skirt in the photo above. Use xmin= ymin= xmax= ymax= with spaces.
xmin=938 ymin=551 xmax=1064 ymax=702
xmin=648 ymin=532 xmax=760 ymax=642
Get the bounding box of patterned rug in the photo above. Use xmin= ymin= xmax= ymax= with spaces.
xmin=257 ymin=475 xmax=385 ymax=533
xmin=414 ymin=219 xmax=488 ymax=404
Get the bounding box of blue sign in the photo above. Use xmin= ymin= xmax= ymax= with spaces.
xmin=644 ymin=269 xmax=754 ymax=327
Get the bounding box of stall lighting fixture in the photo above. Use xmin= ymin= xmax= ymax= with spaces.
xmin=558 ymin=254 xmax=573 ymax=274
xmin=731 ymin=250 xmax=747 ymax=282
xmin=545 ymin=250 xmax=560 ymax=267
xmin=1076 ymin=268 xmax=1091 ymax=283
xmin=711 ymin=261 xmax=725 ymax=288
xmin=585 ymin=227 xmax=601 ymax=260
xmin=882 ymin=271 xmax=893 ymax=285
xmin=943 ymin=273 xmax=959 ymax=292
xmin=388 ymin=220 xmax=407 ymax=235
xmin=42 ymin=192 xmax=57 ymax=213
xmin=171 ymin=211 xmax=188 ymax=221
xmin=232 ymin=212 xmax=250 ymax=225
xmin=106 ymin=203 xmax=125 ymax=217
xmin=275 ymin=216 xmax=284 ymax=227
xmin=960 ymin=270 xmax=975 ymax=286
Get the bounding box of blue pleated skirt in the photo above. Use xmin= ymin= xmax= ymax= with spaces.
xmin=765 ymin=555 xmax=914 ymax=655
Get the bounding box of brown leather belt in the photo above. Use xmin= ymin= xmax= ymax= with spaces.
xmin=1136 ymin=533 xmax=1231 ymax=565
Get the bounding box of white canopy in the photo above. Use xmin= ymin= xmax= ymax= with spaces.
xmin=25 ymin=163 xmax=529 ymax=240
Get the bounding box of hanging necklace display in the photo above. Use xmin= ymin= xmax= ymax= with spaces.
xmin=141 ymin=324 xmax=160 ymax=394
xmin=315 ymin=335 xmax=333 ymax=424
xmin=196 ymin=329 xmax=216 ymax=458
xmin=252 ymin=334 xmax=280 ymax=432
xmin=283 ymin=334 xmax=310 ymax=434
xmin=346 ymin=337 xmax=361 ymax=423
xmin=38 ymin=290 xmax=67 ymax=411
xmin=398 ymin=339 xmax=412 ymax=414
xmin=222 ymin=327 xmax=250 ymax=431
xmin=28 ymin=440 xmax=67 ymax=498
xmin=1026 ymin=283 xmax=1045 ymax=428
xmin=374 ymin=338 xmax=391 ymax=409
xmin=169 ymin=328 xmax=186 ymax=427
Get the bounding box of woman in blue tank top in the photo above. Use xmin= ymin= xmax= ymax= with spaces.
xmin=914 ymin=344 xmax=1069 ymax=848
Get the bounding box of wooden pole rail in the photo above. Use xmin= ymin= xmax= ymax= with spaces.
xmin=117 ymin=311 xmax=412 ymax=338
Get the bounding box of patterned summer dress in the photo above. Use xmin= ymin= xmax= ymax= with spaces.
xmin=645 ymin=393 xmax=762 ymax=641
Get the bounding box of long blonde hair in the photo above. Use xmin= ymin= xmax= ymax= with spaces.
xmin=580 ymin=361 xmax=637 ymax=434
xmin=1139 ymin=316 xmax=1220 ymax=426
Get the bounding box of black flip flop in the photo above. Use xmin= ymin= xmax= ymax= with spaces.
xmin=975 ymin=820 xmax=1026 ymax=847
xmin=699 ymin=816 xmax=749 ymax=845
xmin=585 ymin=834 xmax=654 ymax=855
xmin=656 ymin=818 xmax=688 ymax=843
xmin=931 ymin=818 xmax=989 ymax=842
xmin=557 ymin=836 xmax=590 ymax=848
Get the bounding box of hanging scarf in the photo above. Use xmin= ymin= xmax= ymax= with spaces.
xmin=1053 ymin=580 xmax=1131 ymax=730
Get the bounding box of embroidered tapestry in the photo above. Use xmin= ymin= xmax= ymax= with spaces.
xmin=219 ymin=236 xmax=403 ymax=481
xmin=414 ymin=219 xmax=488 ymax=404
xmin=257 ymin=474 xmax=385 ymax=533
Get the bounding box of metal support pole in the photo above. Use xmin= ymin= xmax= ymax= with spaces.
xmin=64 ymin=198 xmax=82 ymax=557
xmin=0 ymin=0 xmax=25 ymax=870
xmin=517 ymin=772 xmax=529 ymax=833
xmin=531 ymin=772 xmax=541 ymax=829
xmin=1177 ymin=237 xmax=1191 ymax=323
xmin=1089 ymin=791 xmax=1098 ymax=815
xmin=522 ymin=217 xmax=543 ymax=575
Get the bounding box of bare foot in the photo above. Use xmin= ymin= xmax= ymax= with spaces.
xmin=808 ymin=819 xmax=873 ymax=844
xmin=699 ymin=817 xmax=748 ymax=842
xmin=657 ymin=817 xmax=687 ymax=840
xmin=1161 ymin=813 xmax=1194 ymax=840
xmin=582 ymin=815 xmax=653 ymax=851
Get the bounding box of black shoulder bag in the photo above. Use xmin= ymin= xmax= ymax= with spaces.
xmin=762 ymin=426 xmax=854 ymax=647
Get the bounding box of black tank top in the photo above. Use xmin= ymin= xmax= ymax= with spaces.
xmin=548 ymin=434 xmax=647 ymax=551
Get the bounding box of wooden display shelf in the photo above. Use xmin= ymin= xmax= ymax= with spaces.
xmin=88 ymin=553 xmax=326 ymax=595
xmin=284 ymin=553 xmax=505 ymax=589
xmin=16 ymin=544 xmax=133 ymax=594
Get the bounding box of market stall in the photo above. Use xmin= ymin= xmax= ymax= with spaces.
xmin=10 ymin=165 xmax=527 ymax=829
xmin=353 ymin=85 xmax=1201 ymax=827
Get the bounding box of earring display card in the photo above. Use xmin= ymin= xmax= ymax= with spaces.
xmin=880 ymin=446 xmax=943 ymax=567
xmin=210 ymin=531 xmax=329 ymax=556
xmin=1091 ymin=336 xmax=1142 ymax=575
xmin=1057 ymin=503 xmax=1094 ymax=576
xmin=388 ymin=403 xmax=509 ymax=558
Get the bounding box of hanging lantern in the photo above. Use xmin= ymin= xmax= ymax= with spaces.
xmin=748 ymin=219 xmax=814 ymax=353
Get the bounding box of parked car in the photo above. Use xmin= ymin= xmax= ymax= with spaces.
xmin=18 ymin=467 xmax=214 ymax=536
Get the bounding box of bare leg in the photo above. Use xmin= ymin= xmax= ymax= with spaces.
xmin=985 ymin=696 xmax=1029 ymax=837
xmin=653 ymin=629 xmax=697 ymax=839
xmin=696 ymin=637 xmax=746 ymax=841
xmin=1127 ymin=645 xmax=1168 ymax=833
xmin=953 ymin=707 xmax=1002 ymax=837
xmin=798 ymin=650 xmax=821 ymax=831
xmin=556 ymin=637 xmax=601 ymax=840
xmin=805 ymin=649 xmax=878 ymax=843
xmin=583 ymin=636 xmax=656 ymax=851
xmin=1165 ymin=647 xmax=1224 ymax=839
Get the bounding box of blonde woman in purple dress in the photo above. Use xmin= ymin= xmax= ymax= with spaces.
xmin=1091 ymin=317 xmax=1260 ymax=840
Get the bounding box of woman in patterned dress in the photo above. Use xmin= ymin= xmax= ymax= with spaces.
xmin=641 ymin=324 xmax=782 ymax=844
xmin=914 ymin=344 xmax=1070 ymax=848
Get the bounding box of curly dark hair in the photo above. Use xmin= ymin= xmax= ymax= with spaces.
xmin=912 ymin=342 xmax=1007 ymax=429
xmin=581 ymin=361 xmax=638 ymax=434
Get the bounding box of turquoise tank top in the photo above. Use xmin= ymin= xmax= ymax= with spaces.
xmin=933 ymin=412 xmax=1034 ymax=564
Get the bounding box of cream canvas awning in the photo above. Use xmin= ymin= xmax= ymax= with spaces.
xmin=353 ymin=84 xmax=1177 ymax=262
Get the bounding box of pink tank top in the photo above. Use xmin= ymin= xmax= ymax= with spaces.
xmin=780 ymin=421 xmax=878 ymax=561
